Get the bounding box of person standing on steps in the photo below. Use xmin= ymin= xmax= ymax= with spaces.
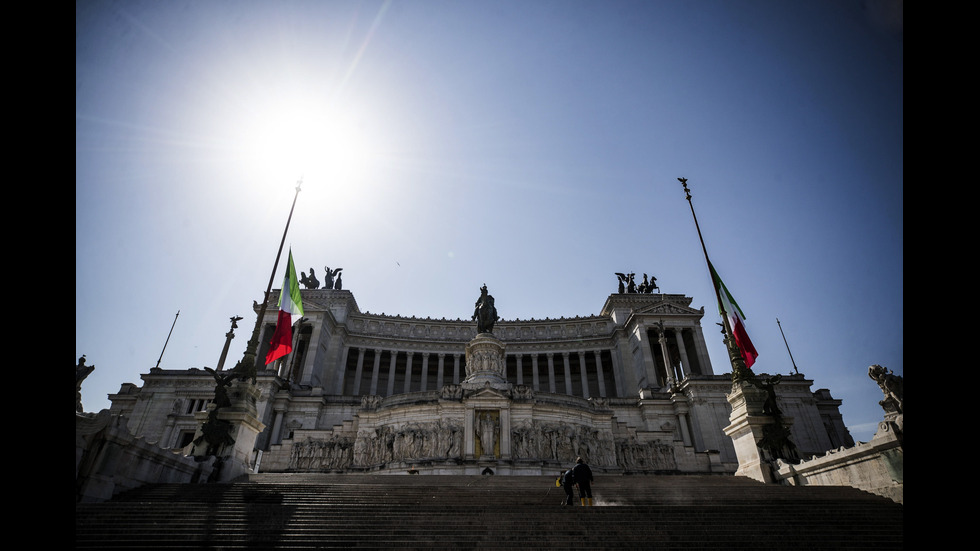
xmin=573 ymin=456 xmax=594 ymax=506
xmin=559 ymin=467 xmax=576 ymax=506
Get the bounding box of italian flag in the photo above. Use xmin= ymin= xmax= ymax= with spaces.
xmin=265 ymin=250 xmax=304 ymax=365
xmin=709 ymin=261 xmax=758 ymax=368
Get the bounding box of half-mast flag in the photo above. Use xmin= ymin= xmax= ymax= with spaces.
xmin=709 ymin=261 xmax=759 ymax=368
xmin=265 ymin=250 xmax=304 ymax=365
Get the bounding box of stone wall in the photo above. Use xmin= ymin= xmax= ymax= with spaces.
xmin=76 ymin=410 xmax=216 ymax=503
xmin=774 ymin=419 xmax=903 ymax=503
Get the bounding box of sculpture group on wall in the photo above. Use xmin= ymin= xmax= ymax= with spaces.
xmin=289 ymin=433 xmax=355 ymax=471
xmin=465 ymin=348 xmax=506 ymax=378
xmin=510 ymin=419 xmax=619 ymax=467
xmin=299 ymin=266 xmax=344 ymax=290
xmin=349 ymin=420 xmax=464 ymax=469
xmin=614 ymin=272 xmax=659 ymax=294
xmin=440 ymin=384 xmax=464 ymax=400
xmin=285 ymin=415 xmax=676 ymax=473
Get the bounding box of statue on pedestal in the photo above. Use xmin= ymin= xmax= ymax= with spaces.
xmin=476 ymin=411 xmax=498 ymax=457
xmin=322 ymin=266 xmax=343 ymax=290
xmin=472 ymin=284 xmax=498 ymax=334
xmin=205 ymin=367 xmax=236 ymax=409
xmin=300 ymin=268 xmax=319 ymax=290
xmin=76 ymin=355 xmax=95 ymax=412
xmin=869 ymin=364 xmax=903 ymax=415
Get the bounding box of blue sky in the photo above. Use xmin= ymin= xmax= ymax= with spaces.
xmin=76 ymin=0 xmax=902 ymax=442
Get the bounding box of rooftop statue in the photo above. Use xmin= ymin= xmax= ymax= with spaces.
xmin=869 ymin=364 xmax=903 ymax=415
xmin=615 ymin=272 xmax=649 ymax=293
xmin=639 ymin=273 xmax=659 ymax=294
xmin=614 ymin=273 xmax=627 ymax=294
xmin=472 ymin=284 xmax=498 ymax=334
xmin=300 ymin=268 xmax=320 ymax=290
xmin=322 ymin=266 xmax=342 ymax=289
xmin=76 ymin=355 xmax=95 ymax=412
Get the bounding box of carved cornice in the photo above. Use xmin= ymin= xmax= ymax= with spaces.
xmin=262 ymin=289 xmax=360 ymax=314
xmin=601 ymin=293 xmax=704 ymax=317
xmin=259 ymin=291 xmax=706 ymax=354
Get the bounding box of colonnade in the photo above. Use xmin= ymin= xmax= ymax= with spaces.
xmin=642 ymin=325 xmax=712 ymax=388
xmin=338 ymin=347 xmax=620 ymax=399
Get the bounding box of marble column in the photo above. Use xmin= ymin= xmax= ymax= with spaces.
xmin=334 ymin=346 xmax=351 ymax=396
xmin=609 ymin=341 xmax=626 ymax=397
xmin=453 ymin=354 xmax=461 ymax=384
xmin=436 ymin=354 xmax=446 ymax=388
xmin=594 ymin=350 xmax=607 ymax=398
xmin=637 ymin=328 xmax=660 ymax=389
xmin=352 ymin=348 xmax=366 ymax=395
xmin=420 ymin=352 xmax=431 ymax=391
xmin=655 ymin=327 xmax=675 ymax=387
xmin=693 ymin=326 xmax=712 ymax=375
xmin=515 ymin=354 xmax=524 ymax=385
xmin=369 ymin=349 xmax=382 ymax=395
xmin=403 ymin=352 xmax=415 ymax=393
xmin=562 ymin=352 xmax=573 ymax=395
xmin=577 ymin=351 xmax=589 ymax=398
xmin=386 ymin=351 xmax=398 ymax=396
xmin=547 ymin=353 xmax=557 ymax=393
xmin=674 ymin=329 xmax=692 ymax=380
xmin=531 ymin=354 xmax=540 ymax=391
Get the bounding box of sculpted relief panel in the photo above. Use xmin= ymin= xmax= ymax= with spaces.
xmin=287 ymin=416 xmax=676 ymax=473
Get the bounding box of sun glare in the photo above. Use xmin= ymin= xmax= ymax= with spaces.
xmin=239 ymin=96 xmax=375 ymax=189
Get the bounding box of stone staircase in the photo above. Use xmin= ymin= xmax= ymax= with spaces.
xmin=75 ymin=474 xmax=903 ymax=550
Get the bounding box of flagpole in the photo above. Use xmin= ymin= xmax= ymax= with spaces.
xmin=232 ymin=177 xmax=303 ymax=383
xmin=154 ymin=310 xmax=180 ymax=369
xmin=776 ymin=317 xmax=800 ymax=375
xmin=678 ymin=177 xmax=751 ymax=382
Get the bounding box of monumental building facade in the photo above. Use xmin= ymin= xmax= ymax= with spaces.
xmin=108 ymin=288 xmax=853 ymax=476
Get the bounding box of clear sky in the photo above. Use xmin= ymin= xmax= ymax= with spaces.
xmin=76 ymin=0 xmax=902 ymax=443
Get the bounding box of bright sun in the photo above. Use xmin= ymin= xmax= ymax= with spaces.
xmin=239 ymin=94 xmax=375 ymax=189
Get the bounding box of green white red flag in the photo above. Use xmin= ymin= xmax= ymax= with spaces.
xmin=265 ymin=250 xmax=304 ymax=365
xmin=709 ymin=261 xmax=758 ymax=368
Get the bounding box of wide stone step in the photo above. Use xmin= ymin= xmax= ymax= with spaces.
xmin=76 ymin=475 xmax=903 ymax=550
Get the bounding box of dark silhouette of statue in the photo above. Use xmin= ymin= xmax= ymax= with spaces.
xmin=204 ymin=367 xmax=236 ymax=409
xmin=195 ymin=367 xmax=239 ymax=457
xmin=472 ymin=284 xmax=498 ymax=334
xmin=753 ymin=374 xmax=783 ymax=416
xmin=76 ymin=355 xmax=95 ymax=412
xmin=869 ymin=364 xmax=903 ymax=415
xmin=194 ymin=409 xmax=235 ymax=456
xmin=300 ymin=268 xmax=319 ymax=290
xmin=334 ymin=272 xmax=343 ymax=290
xmin=615 ymin=272 xmax=638 ymax=293
xmin=639 ymin=273 xmax=659 ymax=293
xmin=322 ymin=266 xmax=343 ymax=289
xmin=614 ymin=273 xmax=627 ymax=294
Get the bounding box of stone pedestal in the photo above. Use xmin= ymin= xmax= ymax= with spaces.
xmin=190 ymin=380 xmax=266 ymax=481
xmin=462 ymin=333 xmax=510 ymax=391
xmin=723 ymin=380 xmax=794 ymax=483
